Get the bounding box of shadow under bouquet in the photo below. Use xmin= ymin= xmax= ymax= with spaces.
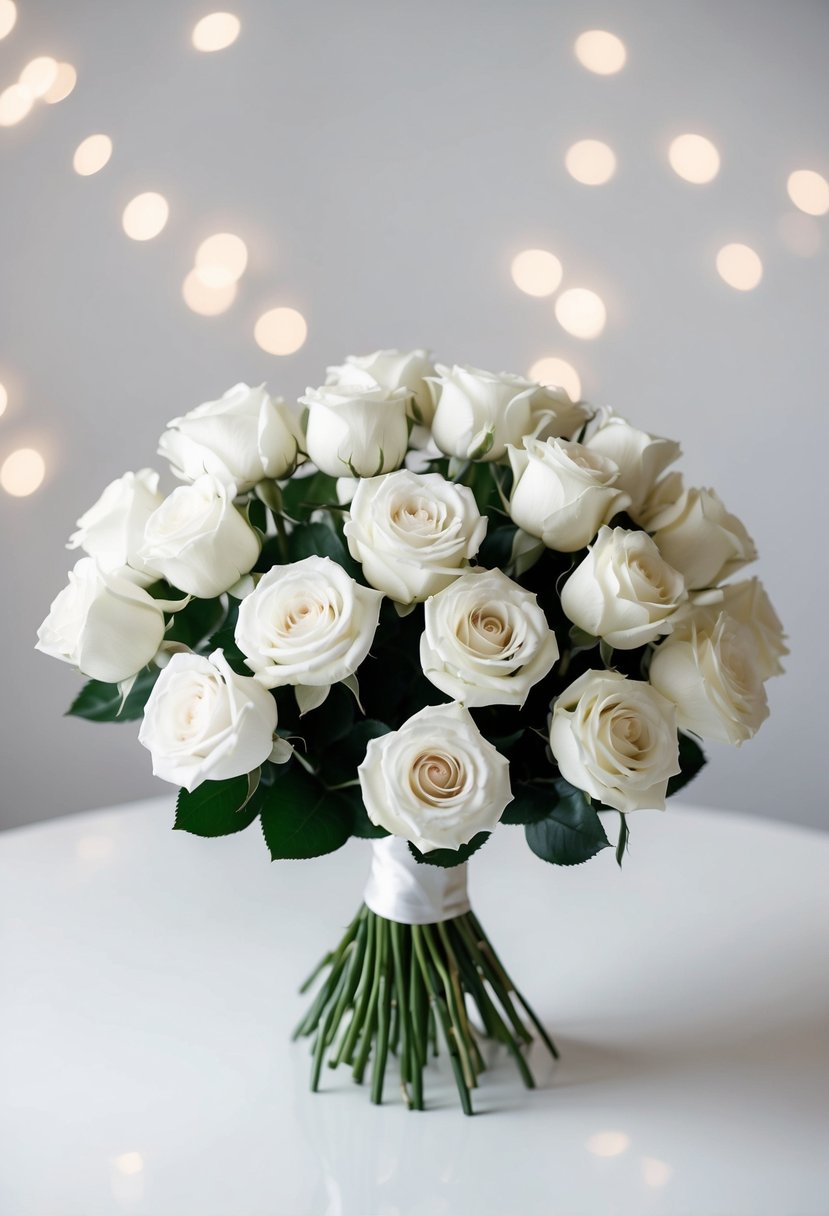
xmin=36 ymin=351 xmax=786 ymax=1114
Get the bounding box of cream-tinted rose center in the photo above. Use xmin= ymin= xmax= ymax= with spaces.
xmin=390 ymin=495 xmax=444 ymax=535
xmin=273 ymin=590 xmax=336 ymax=638
xmin=607 ymin=707 xmax=651 ymax=760
xmin=459 ymin=606 xmax=513 ymax=656
xmin=410 ymin=750 xmax=464 ymax=803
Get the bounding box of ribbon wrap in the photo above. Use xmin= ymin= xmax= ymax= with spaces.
xmin=363 ymin=835 xmax=470 ymax=925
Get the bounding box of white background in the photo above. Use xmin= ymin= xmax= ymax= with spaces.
xmin=1 ymin=0 xmax=826 ymax=830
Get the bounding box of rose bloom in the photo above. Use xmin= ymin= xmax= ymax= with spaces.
xmin=691 ymin=577 xmax=788 ymax=680
xmin=36 ymin=557 xmax=167 ymax=683
xmin=508 ymin=437 xmax=629 ymax=552
xmin=344 ymin=469 xmax=487 ymax=604
xmin=649 ymin=486 xmax=756 ymax=590
xmin=560 ymin=526 xmax=688 ymax=649
xmin=299 ymin=381 xmax=410 ymax=479
xmin=358 ymin=702 xmax=513 ymax=852
xmin=430 ymin=364 xmax=538 ymax=462
xmin=140 ymin=474 xmax=261 ymax=599
xmin=66 ymin=468 xmax=164 ymax=585
xmin=326 ymin=348 xmax=437 ymax=426
xmin=527 ymin=383 xmax=591 ymax=443
xmin=138 ymin=649 xmax=279 ymax=791
xmin=550 ymin=670 xmax=681 ymax=813
xmin=420 ymin=567 xmax=559 ymax=707
xmin=649 ymin=613 xmax=769 ymax=745
xmin=586 ymin=413 xmax=681 ymax=517
xmin=159 ymin=383 xmax=305 ymax=493
xmin=234 ymin=555 xmax=382 ymax=712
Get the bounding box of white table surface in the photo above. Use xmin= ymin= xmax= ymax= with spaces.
xmin=1 ymin=796 xmax=828 ymax=1216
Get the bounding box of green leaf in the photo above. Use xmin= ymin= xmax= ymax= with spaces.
xmin=615 ymin=812 xmax=630 ymax=868
xmin=338 ymin=785 xmax=390 ymax=839
xmin=524 ymin=783 xmax=611 ymax=866
xmin=281 ymin=472 xmax=339 ymax=521
xmin=247 ymin=496 xmax=267 ymax=533
xmin=667 ymin=732 xmax=707 ymax=797
xmin=288 ymin=521 xmax=360 ymax=578
xmin=66 ymin=666 xmax=160 ymax=723
xmin=408 ymin=831 xmax=491 ymax=868
xmin=478 ymin=525 xmax=517 ymax=572
xmin=500 ymin=782 xmax=557 ymax=825
xmin=259 ymin=765 xmax=351 ymax=859
xmin=326 ymin=718 xmax=391 ymax=785
xmin=165 ymin=596 xmax=226 ymax=649
xmin=174 ymin=776 xmax=261 ymax=837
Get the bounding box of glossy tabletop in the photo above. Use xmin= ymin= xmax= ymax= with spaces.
xmin=1 ymin=797 xmax=828 ymax=1216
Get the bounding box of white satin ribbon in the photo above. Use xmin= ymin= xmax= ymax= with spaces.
xmin=363 ymin=835 xmax=470 ymax=925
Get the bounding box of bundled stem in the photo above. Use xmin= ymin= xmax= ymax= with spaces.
xmin=295 ymin=905 xmax=558 ymax=1114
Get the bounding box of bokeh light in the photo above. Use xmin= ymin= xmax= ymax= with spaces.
xmin=642 ymin=1157 xmax=673 ymax=1188
xmin=510 ymin=249 xmax=562 ymax=297
xmin=73 ymin=134 xmax=113 ymax=176
xmin=182 ymin=269 xmax=237 ymax=315
xmin=0 ymin=83 xmax=34 ymax=127
xmin=0 ymin=0 xmax=17 ymax=41
xmin=668 ymin=134 xmax=720 ymax=184
xmin=565 ymin=139 xmax=617 ymax=186
xmin=254 ymin=307 xmax=308 ymax=355
xmin=555 ymin=288 xmax=606 ymax=339
xmin=195 ymin=232 xmax=248 ymax=286
xmin=716 ymin=243 xmax=763 ymax=291
xmin=778 ymin=212 xmax=822 ymax=258
xmin=574 ymin=30 xmax=626 ymax=75
xmin=19 ymin=57 xmax=59 ymax=99
xmin=43 ymin=62 xmax=76 ymax=104
xmin=0 ymin=383 xmax=7 ymax=417
xmin=192 ymin=12 xmax=241 ymax=52
xmin=122 ymin=192 xmax=169 ymax=241
xmin=528 ymin=357 xmax=581 ymax=401
xmin=113 ymin=1152 xmax=144 ymax=1176
xmin=586 ymin=1131 xmax=630 ymax=1158
xmin=786 ymin=169 xmax=829 ymax=216
xmin=1 ymin=447 xmax=45 ymax=496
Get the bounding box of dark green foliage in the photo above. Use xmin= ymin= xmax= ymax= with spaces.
xmin=259 ymin=764 xmax=352 ymax=859
xmin=667 ymin=732 xmax=707 ymax=796
xmin=174 ymin=775 xmax=262 ymax=837
xmin=408 ymin=831 xmax=491 ymax=868
xmin=67 ymin=666 xmax=160 ymax=722
xmin=524 ymin=781 xmax=611 ymax=866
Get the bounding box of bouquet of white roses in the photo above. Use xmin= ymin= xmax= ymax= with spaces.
xmin=36 ymin=351 xmax=786 ymax=1114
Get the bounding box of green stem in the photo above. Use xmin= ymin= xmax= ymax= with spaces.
xmin=295 ymin=903 xmax=558 ymax=1113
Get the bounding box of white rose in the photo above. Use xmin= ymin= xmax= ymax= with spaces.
xmin=586 ymin=413 xmax=681 ymax=516
xmin=649 ymin=613 xmax=769 ymax=744
xmin=234 ymin=555 xmax=382 ymax=707
xmin=158 ymin=383 xmax=305 ymax=492
xmin=66 ymin=468 xmax=164 ymax=585
xmin=299 ymin=381 xmax=409 ymax=478
xmin=561 ymin=526 xmax=688 ymax=649
xmin=358 ymin=702 xmax=513 ymax=852
xmin=636 ymin=470 xmax=685 ymax=531
xmin=327 ymin=348 xmax=437 ymax=426
xmin=36 ymin=557 xmax=167 ymax=683
xmin=140 ymin=474 xmax=261 ymax=598
xmin=138 ymin=649 xmax=278 ymax=791
xmin=430 ymin=364 xmax=536 ymax=462
xmin=550 ymin=670 xmax=681 ymax=813
xmin=508 ymin=438 xmax=630 ymax=552
xmin=649 ymin=486 xmax=756 ymax=590
xmin=527 ymin=384 xmax=592 ymax=442
xmin=692 ymin=578 xmax=788 ymax=679
xmin=420 ymin=568 xmax=559 ymax=707
xmin=344 ymin=469 xmax=487 ymax=604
